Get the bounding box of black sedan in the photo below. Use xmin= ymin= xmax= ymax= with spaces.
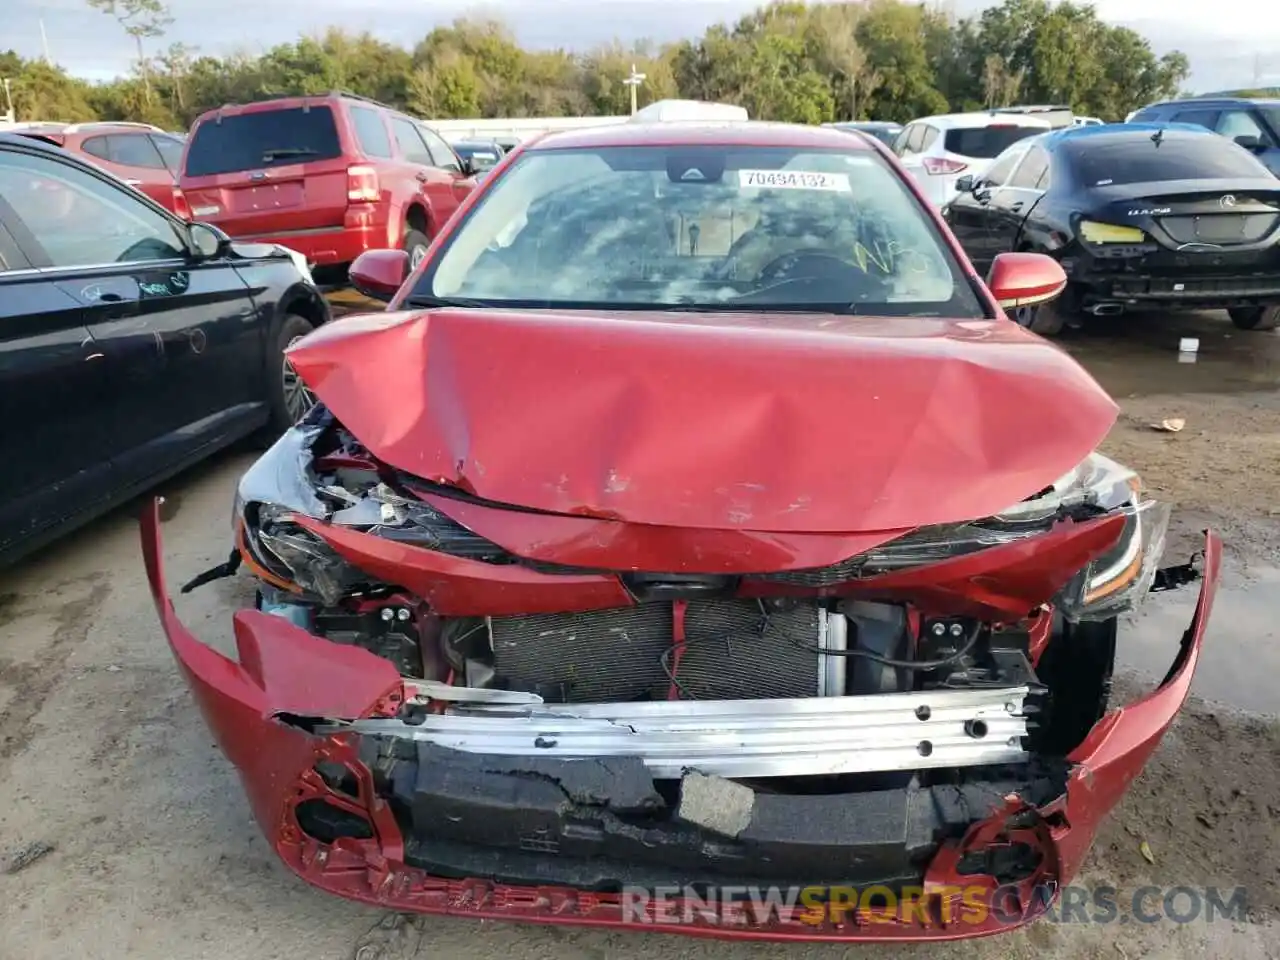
xmin=0 ymin=132 xmax=331 ymax=566
xmin=943 ymin=122 xmax=1280 ymax=335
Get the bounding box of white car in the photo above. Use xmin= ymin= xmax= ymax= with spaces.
xmin=891 ymin=112 xmax=1053 ymax=207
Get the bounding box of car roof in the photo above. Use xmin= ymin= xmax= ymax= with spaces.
xmin=528 ymin=120 xmax=879 ymax=152
xmin=0 ymin=132 xmax=67 ymax=155
xmin=827 ymin=121 xmax=901 ymax=129
xmin=192 ymin=91 xmax=394 ymax=121
xmin=911 ymin=111 xmax=1054 ymax=130
xmin=1038 ymin=121 xmax=1219 ymax=148
xmin=1142 ymin=96 xmax=1280 ymax=109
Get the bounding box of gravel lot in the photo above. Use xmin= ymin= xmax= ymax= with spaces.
xmin=1 ymin=307 xmax=1278 ymax=959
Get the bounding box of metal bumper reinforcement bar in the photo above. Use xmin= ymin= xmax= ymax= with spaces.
xmin=322 ymin=685 xmax=1032 ymax=779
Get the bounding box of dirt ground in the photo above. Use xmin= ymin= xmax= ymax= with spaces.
xmin=1 ymin=308 xmax=1278 ymax=959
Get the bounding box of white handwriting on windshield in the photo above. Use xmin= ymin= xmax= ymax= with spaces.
xmin=850 ymin=239 xmax=932 ymax=276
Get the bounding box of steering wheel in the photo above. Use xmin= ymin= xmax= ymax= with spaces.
xmin=757 ymin=251 xmax=862 ymax=284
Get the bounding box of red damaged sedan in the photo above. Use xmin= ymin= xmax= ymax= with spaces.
xmin=142 ymin=119 xmax=1220 ymax=940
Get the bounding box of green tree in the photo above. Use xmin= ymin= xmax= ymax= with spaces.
xmin=407 ymin=51 xmax=482 ymax=118
xmin=87 ymin=0 xmax=173 ymax=105
xmin=0 ymin=53 xmax=99 ymax=122
xmin=803 ymin=3 xmax=880 ymax=120
xmin=11 ymin=2 xmax=1193 ymax=130
xmin=855 ymin=0 xmax=949 ymax=122
xmin=580 ymin=42 xmax=677 ymax=116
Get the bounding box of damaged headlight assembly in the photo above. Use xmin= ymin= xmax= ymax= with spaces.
xmin=827 ymin=453 xmax=1169 ymax=620
xmin=211 ymin=424 xmax=1174 ymax=623
xmin=217 ymin=421 xmax=501 ymax=603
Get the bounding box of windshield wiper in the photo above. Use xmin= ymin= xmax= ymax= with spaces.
xmin=261 ymin=148 xmax=319 ymax=162
xmin=403 ymin=294 xmax=492 ymax=309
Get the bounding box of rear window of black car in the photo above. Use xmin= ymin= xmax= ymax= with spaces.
xmin=944 ymin=125 xmax=1046 ymax=159
xmin=184 ymin=106 xmax=342 ymax=177
xmin=1061 ymin=133 xmax=1270 ymax=186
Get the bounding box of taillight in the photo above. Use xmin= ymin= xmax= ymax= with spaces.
xmin=347 ymin=165 xmax=380 ymax=203
xmin=923 ymin=157 xmax=968 ymax=175
xmin=172 ymin=187 xmax=192 ymax=221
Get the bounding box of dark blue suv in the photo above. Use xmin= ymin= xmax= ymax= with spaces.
xmin=1128 ymin=98 xmax=1280 ymax=176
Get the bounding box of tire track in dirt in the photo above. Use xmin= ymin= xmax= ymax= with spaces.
xmin=0 ymin=574 xmax=111 ymax=763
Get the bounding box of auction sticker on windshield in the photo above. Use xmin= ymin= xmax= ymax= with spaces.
xmin=738 ymin=170 xmax=851 ymax=192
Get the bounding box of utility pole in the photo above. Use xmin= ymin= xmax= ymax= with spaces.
xmin=623 ymin=63 xmax=646 ymax=115
xmin=2 ymin=78 xmax=14 ymax=125
xmin=40 ymin=19 xmax=52 ymax=62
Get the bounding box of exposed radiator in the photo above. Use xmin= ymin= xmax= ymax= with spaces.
xmin=485 ymin=599 xmax=834 ymax=703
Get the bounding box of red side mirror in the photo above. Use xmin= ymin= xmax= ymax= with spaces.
xmin=349 ymin=249 xmax=410 ymax=302
xmin=987 ymin=252 xmax=1067 ymax=310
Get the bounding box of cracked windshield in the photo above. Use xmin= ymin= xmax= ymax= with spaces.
xmin=422 ymin=145 xmax=983 ymax=316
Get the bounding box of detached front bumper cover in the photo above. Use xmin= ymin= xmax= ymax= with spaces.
xmin=140 ymin=500 xmax=1221 ymax=941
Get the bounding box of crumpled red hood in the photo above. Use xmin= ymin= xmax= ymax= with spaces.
xmin=287 ymin=308 xmax=1117 ymax=533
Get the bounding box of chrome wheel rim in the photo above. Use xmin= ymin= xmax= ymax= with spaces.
xmin=282 ymin=335 xmax=315 ymax=422
xmin=1013 ymin=304 xmax=1036 ymax=327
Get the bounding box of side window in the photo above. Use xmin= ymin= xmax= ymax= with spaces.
xmin=349 ymin=106 xmax=394 ymax=159
xmin=106 ymin=134 xmax=167 ymax=169
xmin=0 ymin=149 xmax=186 ymax=268
xmin=981 ymin=148 xmax=1026 ymax=187
xmin=891 ymin=124 xmax=913 ymax=155
xmin=150 ymin=134 xmax=185 ymax=174
xmin=919 ymin=125 xmax=940 ymax=151
xmin=1171 ymin=108 xmax=1222 ymax=131
xmin=417 ymin=126 xmax=461 ymax=171
xmin=81 ymin=136 xmax=112 ymax=161
xmin=1216 ymin=109 xmax=1272 ymax=145
xmin=1036 ymin=157 xmax=1052 ymax=190
xmin=390 ymin=117 xmax=433 ymax=165
xmin=904 ymin=125 xmax=927 ymax=154
xmin=1009 ymin=147 xmax=1049 ymax=189
xmin=0 ymin=219 xmax=31 ymax=272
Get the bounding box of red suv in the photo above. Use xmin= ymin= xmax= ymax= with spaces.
xmin=178 ymin=92 xmax=479 ymax=280
xmin=12 ymin=121 xmax=190 ymax=217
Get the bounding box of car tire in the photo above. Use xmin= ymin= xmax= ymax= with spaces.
xmin=1228 ymin=305 xmax=1280 ymax=331
xmin=1011 ymin=297 xmax=1066 ymax=336
xmin=261 ymin=314 xmax=317 ymax=441
xmin=402 ymin=229 xmax=431 ymax=271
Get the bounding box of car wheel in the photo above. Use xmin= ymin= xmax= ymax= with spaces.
xmin=402 ymin=229 xmax=431 ymax=271
xmin=262 ymin=314 xmax=317 ymax=440
xmin=1011 ymin=298 xmax=1066 ymax=336
xmin=1228 ymin=305 xmax=1280 ymax=331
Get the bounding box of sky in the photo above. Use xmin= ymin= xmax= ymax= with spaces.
xmin=6 ymin=0 xmax=1280 ymax=93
